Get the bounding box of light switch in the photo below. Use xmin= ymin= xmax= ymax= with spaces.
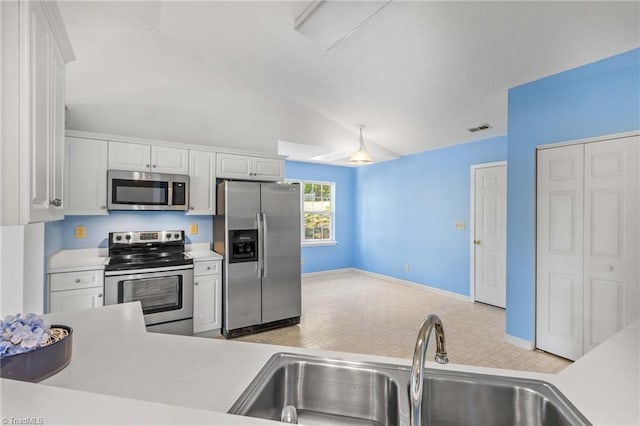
xmin=189 ymin=224 xmax=198 ymax=235
xmin=455 ymin=221 xmax=465 ymax=230
xmin=75 ymin=225 xmax=86 ymax=239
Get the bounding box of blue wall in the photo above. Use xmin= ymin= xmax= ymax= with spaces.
xmin=506 ymin=48 xmax=640 ymax=341
xmin=285 ymin=161 xmax=356 ymax=273
xmin=47 ymin=211 xmax=213 ymax=250
xmin=354 ymin=136 xmax=507 ymax=295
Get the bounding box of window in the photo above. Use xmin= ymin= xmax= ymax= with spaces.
xmin=297 ymin=180 xmax=336 ymax=245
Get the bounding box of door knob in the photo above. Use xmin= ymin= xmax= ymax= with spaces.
xmin=474 ymin=240 xmax=482 ymax=245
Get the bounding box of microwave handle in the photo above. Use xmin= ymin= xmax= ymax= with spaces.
xmin=168 ymin=184 xmax=173 ymax=206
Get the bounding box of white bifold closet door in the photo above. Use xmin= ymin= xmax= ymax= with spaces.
xmin=536 ymin=135 xmax=639 ymax=361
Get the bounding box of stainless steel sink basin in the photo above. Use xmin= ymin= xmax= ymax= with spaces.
xmin=229 ymin=354 xmax=400 ymax=425
xmin=228 ymin=353 xmax=591 ymax=426
xmin=420 ymin=371 xmax=586 ymax=426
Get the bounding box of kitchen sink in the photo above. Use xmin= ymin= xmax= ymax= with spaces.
xmin=229 ymin=355 xmax=400 ymax=425
xmin=228 ymin=353 xmax=591 ymax=426
xmin=419 ymin=371 xmax=585 ymax=426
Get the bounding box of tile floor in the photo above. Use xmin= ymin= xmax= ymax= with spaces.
xmin=233 ymin=271 xmax=572 ymax=374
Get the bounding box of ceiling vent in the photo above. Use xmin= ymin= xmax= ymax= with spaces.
xmin=467 ymin=123 xmax=492 ymax=133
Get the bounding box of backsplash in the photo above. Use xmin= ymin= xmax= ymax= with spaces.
xmin=46 ymin=211 xmax=213 ymax=251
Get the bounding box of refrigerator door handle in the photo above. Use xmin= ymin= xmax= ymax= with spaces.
xmin=256 ymin=212 xmax=263 ymax=277
xmin=262 ymin=212 xmax=268 ymax=277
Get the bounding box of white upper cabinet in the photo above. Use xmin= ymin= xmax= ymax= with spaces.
xmin=7 ymin=0 xmax=75 ymax=224
xmin=108 ymin=142 xmax=151 ymax=172
xmin=65 ymin=137 xmax=108 ymax=215
xmin=188 ymin=150 xmax=216 ymax=215
xmin=108 ymin=141 xmax=188 ymax=174
xmin=151 ymin=145 xmax=189 ymax=174
xmin=217 ymin=153 xmax=283 ymax=181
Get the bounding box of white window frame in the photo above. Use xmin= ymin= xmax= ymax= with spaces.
xmin=288 ymin=179 xmax=337 ymax=247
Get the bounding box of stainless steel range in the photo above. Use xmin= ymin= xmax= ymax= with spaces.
xmin=104 ymin=230 xmax=194 ymax=336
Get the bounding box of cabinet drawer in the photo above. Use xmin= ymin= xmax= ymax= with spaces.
xmin=49 ymin=270 xmax=104 ymax=292
xmin=194 ymin=261 xmax=221 ymax=276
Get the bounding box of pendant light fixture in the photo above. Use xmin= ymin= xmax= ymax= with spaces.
xmin=349 ymin=125 xmax=372 ymax=164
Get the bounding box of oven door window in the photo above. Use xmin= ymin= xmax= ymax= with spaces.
xmin=118 ymin=276 xmax=182 ymax=315
xmin=112 ymin=179 xmax=168 ymax=205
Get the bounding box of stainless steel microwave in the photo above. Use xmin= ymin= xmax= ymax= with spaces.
xmin=107 ymin=170 xmax=189 ymax=211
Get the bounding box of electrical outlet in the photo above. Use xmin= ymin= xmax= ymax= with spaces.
xmin=75 ymin=225 xmax=86 ymax=239
xmin=404 ymin=264 xmax=410 ymax=272
xmin=455 ymin=221 xmax=465 ymax=230
xmin=189 ymin=224 xmax=198 ymax=235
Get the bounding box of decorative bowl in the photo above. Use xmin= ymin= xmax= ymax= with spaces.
xmin=0 ymin=325 xmax=73 ymax=382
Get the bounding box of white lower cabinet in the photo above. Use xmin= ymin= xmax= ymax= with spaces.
xmin=48 ymin=269 xmax=104 ymax=313
xmin=193 ymin=260 xmax=222 ymax=334
xmin=49 ymin=287 xmax=104 ymax=313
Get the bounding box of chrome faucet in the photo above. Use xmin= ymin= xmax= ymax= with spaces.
xmin=410 ymin=314 xmax=448 ymax=426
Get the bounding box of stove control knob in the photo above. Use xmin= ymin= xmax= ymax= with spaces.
xmin=174 ymin=233 xmax=180 ymax=239
xmin=115 ymin=235 xmax=122 ymax=241
xmin=125 ymin=235 xmax=131 ymax=241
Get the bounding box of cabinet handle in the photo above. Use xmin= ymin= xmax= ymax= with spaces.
xmin=152 ymin=164 xmax=157 ymax=168
xmin=146 ymin=164 xmax=150 ymax=168
xmin=474 ymin=240 xmax=482 ymax=245
xmin=75 ymin=278 xmax=81 ymax=283
xmin=194 ymin=282 xmax=199 ymax=286
xmin=97 ymin=294 xmax=103 ymax=298
xmin=101 ymin=205 xmax=106 ymax=210
xmin=190 ymin=206 xmax=195 ymax=210
xmin=50 ymin=198 xmax=62 ymax=207
xmin=206 ymin=266 xmax=211 ymax=270
xmin=606 ymin=265 xmax=614 ymax=272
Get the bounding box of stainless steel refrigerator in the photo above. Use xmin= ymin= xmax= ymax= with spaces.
xmin=213 ymin=181 xmax=301 ymax=337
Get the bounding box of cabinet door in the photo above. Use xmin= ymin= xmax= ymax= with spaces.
xmin=108 ymin=141 xmax=150 ymax=172
xmin=65 ymin=137 xmax=108 ymax=215
xmin=24 ymin=1 xmax=53 ymax=223
xmin=49 ymin=287 xmax=104 ymax=313
xmin=152 ymin=146 xmax=189 ymax=174
xmin=188 ymin=150 xmax=216 ymax=214
xmin=216 ymin=153 xmax=252 ymax=180
xmin=193 ymin=275 xmax=221 ymax=333
xmin=49 ymin=42 xmax=66 ymax=220
xmin=254 ymin=157 xmax=284 ymax=181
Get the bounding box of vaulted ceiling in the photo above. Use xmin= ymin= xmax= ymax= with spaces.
xmin=59 ymin=1 xmax=639 ymax=165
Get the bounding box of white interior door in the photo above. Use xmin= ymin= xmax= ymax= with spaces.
xmin=536 ymin=145 xmax=584 ymax=360
xmin=583 ymin=136 xmax=639 ymax=353
xmin=473 ymin=164 xmax=507 ymax=308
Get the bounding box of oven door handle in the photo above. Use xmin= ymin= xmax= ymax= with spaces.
xmin=256 ymin=212 xmax=263 ymax=278
xmin=104 ymin=264 xmax=194 ymax=277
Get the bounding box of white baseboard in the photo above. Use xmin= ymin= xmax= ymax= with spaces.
xmin=302 ymin=268 xmax=355 ymax=278
xmin=504 ymin=333 xmax=534 ymax=350
xmin=352 ymin=268 xmax=472 ymax=302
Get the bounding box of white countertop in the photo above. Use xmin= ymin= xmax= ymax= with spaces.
xmin=47 ymin=244 xmax=221 ymax=273
xmin=47 ymin=248 xmax=109 ymax=273
xmin=1 ymin=304 xmax=638 ymax=425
